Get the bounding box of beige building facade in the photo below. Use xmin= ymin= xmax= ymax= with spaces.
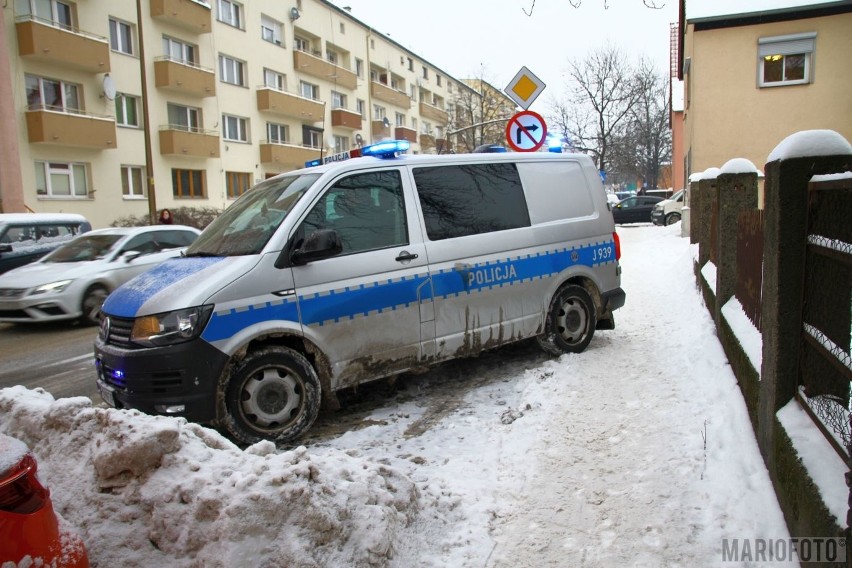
xmin=1 ymin=0 xmax=464 ymax=227
xmin=678 ymin=2 xmax=852 ymax=179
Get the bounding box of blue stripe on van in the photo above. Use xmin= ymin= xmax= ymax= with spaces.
xmin=103 ymin=256 xmax=226 ymax=318
xmin=197 ymin=239 xmax=615 ymax=341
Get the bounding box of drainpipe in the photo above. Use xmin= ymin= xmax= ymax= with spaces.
xmin=136 ymin=0 xmax=157 ymax=224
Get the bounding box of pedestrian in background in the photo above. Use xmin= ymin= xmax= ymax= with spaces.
xmin=159 ymin=209 xmax=173 ymax=225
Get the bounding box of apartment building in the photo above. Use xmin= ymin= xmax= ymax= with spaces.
xmin=0 ymin=0 xmax=465 ymax=227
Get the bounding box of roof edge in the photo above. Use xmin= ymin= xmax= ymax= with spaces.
xmin=688 ymin=1 xmax=852 ymax=31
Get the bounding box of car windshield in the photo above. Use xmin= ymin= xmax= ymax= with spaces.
xmin=42 ymin=235 xmax=122 ymax=263
xmin=671 ymin=190 xmax=684 ymax=201
xmin=186 ymin=173 xmax=320 ymax=257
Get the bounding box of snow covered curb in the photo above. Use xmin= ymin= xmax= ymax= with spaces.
xmin=0 ymin=386 xmax=419 ymax=567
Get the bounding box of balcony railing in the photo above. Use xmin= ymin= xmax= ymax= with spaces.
xmin=16 ymin=16 xmax=109 ymax=73
xmin=331 ymin=108 xmax=362 ymax=130
xmin=159 ymin=125 xmax=219 ymax=157
xmin=256 ymin=87 xmax=324 ymax=121
xmin=394 ymin=126 xmax=417 ymax=144
xmin=371 ymin=81 xmax=411 ymax=108
xmin=25 ymin=106 xmax=116 ymax=149
xmin=259 ymin=141 xmax=322 ymax=170
xmin=293 ymin=49 xmax=357 ymax=90
xmin=419 ymin=102 xmax=449 ymax=124
xmin=150 ymin=0 xmax=212 ymax=33
xmin=154 ymin=56 xmax=216 ymax=97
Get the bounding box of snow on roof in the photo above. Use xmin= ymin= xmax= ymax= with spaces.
xmin=701 ymin=167 xmax=722 ymax=180
xmin=688 ymin=172 xmax=704 ymax=183
xmin=686 ymin=0 xmax=843 ymax=21
xmin=0 ymin=213 xmax=88 ymax=225
xmin=767 ymin=129 xmax=852 ymax=162
xmin=720 ymin=158 xmax=759 ymax=175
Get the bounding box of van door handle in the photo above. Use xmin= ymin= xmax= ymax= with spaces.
xmin=395 ymin=251 xmax=418 ymax=262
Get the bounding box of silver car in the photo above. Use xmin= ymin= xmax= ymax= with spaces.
xmin=0 ymin=225 xmax=200 ymax=325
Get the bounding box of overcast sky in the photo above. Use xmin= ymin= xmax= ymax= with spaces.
xmin=331 ymin=0 xmax=679 ymax=112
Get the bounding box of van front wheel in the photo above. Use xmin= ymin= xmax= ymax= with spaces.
xmin=221 ymin=346 xmax=321 ymax=446
xmin=537 ymin=285 xmax=597 ymax=355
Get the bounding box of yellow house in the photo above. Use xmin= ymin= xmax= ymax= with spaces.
xmin=676 ymin=0 xmax=852 ymax=180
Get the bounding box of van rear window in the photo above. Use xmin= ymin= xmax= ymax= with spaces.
xmin=413 ymin=163 xmax=531 ymax=241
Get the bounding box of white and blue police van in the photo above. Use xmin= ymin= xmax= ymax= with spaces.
xmin=94 ymin=141 xmax=625 ymax=445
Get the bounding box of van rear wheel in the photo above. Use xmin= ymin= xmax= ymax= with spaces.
xmin=221 ymin=346 xmax=321 ymax=446
xmin=537 ymin=285 xmax=597 ymax=355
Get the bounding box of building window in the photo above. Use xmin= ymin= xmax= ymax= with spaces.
xmin=223 ymin=114 xmax=248 ymax=142
xmin=34 ymin=161 xmax=88 ymax=198
xmin=331 ymin=91 xmax=346 ymax=109
xmin=758 ymin=33 xmax=815 ymax=87
xmin=395 ymin=112 xmax=405 ymax=127
xmin=373 ymin=105 xmax=386 ymax=120
xmin=226 ymin=172 xmax=251 ymax=198
xmin=121 ymin=165 xmax=145 ymax=198
xmin=167 ymin=103 xmax=200 ymax=132
xmin=219 ymin=54 xmax=246 ymax=86
xmin=355 ymin=58 xmax=364 ymax=78
xmin=109 ymin=18 xmax=134 ymax=55
xmin=356 ymin=99 xmax=365 ymax=117
xmin=260 ymin=14 xmax=282 ymax=45
xmin=411 ymin=117 xmax=417 ymax=131
xmin=294 ymin=36 xmax=310 ymax=53
xmin=263 ymin=68 xmax=286 ymax=91
xmin=217 ymin=0 xmax=243 ymax=29
xmin=172 ymin=168 xmax=206 ymax=198
xmin=422 ymin=121 xmax=432 ymax=135
xmin=410 ymin=84 xmax=417 ymax=100
xmin=333 ymin=135 xmax=349 ymax=154
xmin=407 ymin=57 xmax=413 ymax=71
xmin=162 ymin=36 xmax=197 ymax=65
xmin=422 ymin=66 xmax=428 ymax=80
xmin=17 ymin=0 xmax=72 ymax=29
xmin=115 ymin=94 xmax=139 ymax=127
xmin=300 ymin=81 xmax=319 ymax=100
xmin=303 ymin=126 xmax=322 ymax=148
xmin=436 ymin=74 xmax=442 ymax=87
xmin=25 ymin=75 xmax=79 ymax=112
xmin=326 ymin=49 xmax=339 ymax=65
xmin=267 ymin=122 xmax=288 ymax=144
xmin=339 ymin=22 xmax=345 ymax=34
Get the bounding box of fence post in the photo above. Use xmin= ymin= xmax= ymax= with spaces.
xmin=757 ymin=130 xmax=852 ymax=465
xmin=697 ymin=168 xmax=720 ymax=269
xmin=714 ymin=161 xmax=760 ymax=325
xmin=687 ymin=173 xmax=702 ymax=243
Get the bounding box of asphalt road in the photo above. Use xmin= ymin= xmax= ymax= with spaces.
xmin=0 ymin=322 xmax=101 ymax=402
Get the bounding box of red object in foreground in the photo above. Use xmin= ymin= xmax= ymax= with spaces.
xmin=0 ymin=435 xmax=88 ymax=567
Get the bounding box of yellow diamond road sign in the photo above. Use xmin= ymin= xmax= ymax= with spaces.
xmin=505 ymin=66 xmax=546 ymax=110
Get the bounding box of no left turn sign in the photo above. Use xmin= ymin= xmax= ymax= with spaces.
xmin=505 ymin=110 xmax=547 ymax=152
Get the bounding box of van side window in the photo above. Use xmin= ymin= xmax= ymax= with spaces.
xmin=413 ymin=163 xmax=531 ymax=240
xmin=300 ymin=170 xmax=407 ymax=255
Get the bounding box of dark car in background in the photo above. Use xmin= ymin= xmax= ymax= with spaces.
xmin=611 ymin=196 xmax=664 ymax=224
xmin=0 ymin=214 xmax=91 ymax=275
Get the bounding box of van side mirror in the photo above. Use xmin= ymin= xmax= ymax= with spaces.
xmin=290 ymin=229 xmax=343 ymax=266
xmin=0 ymin=244 xmax=11 ymax=255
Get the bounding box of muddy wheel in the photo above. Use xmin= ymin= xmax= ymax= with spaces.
xmin=221 ymin=346 xmax=321 ymax=445
xmin=80 ymin=286 xmax=107 ymax=326
xmin=665 ymin=212 xmax=681 ymax=225
xmin=537 ymin=284 xmax=597 ymax=355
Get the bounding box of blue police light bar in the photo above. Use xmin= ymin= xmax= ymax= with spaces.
xmin=305 ymin=158 xmax=323 ymax=167
xmin=547 ymin=135 xmax=564 ymax=153
xmin=361 ymin=140 xmax=410 ymax=158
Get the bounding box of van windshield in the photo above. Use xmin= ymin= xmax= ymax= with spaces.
xmin=186 ymin=173 xmax=320 ymax=257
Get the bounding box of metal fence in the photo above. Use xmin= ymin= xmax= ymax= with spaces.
xmin=735 ymin=209 xmax=764 ymax=331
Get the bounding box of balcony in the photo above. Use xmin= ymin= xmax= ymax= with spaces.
xmin=16 ymin=17 xmax=109 ymax=73
xmin=371 ymin=82 xmax=411 ymax=108
xmin=150 ymin=0 xmax=212 ymax=34
xmin=159 ymin=126 xmax=220 ymax=158
xmin=331 ymin=108 xmax=362 ymax=130
xmin=256 ymin=88 xmax=324 ymax=121
xmin=420 ymin=134 xmax=436 ymax=149
xmin=292 ymin=50 xmax=357 ymax=90
xmin=154 ymin=57 xmax=215 ymax=97
xmin=435 ymin=138 xmax=452 ymax=153
xmin=372 ymin=120 xmax=391 ymax=139
xmin=259 ymin=142 xmax=322 ymax=170
xmin=26 ymin=107 xmax=116 ymax=149
xmin=394 ymin=126 xmax=417 ymax=144
xmin=419 ymin=102 xmax=449 ymax=124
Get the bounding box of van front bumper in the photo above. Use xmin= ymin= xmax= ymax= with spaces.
xmin=94 ymin=336 xmax=229 ymax=424
xmin=651 ymin=209 xmax=665 ymax=225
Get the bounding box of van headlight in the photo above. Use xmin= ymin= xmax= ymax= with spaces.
xmin=130 ymin=305 xmax=214 ymax=347
xmin=30 ymin=280 xmax=72 ymax=296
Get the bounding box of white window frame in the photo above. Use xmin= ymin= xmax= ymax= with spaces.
xmin=333 ymin=135 xmax=349 ymax=154
xmin=219 ymin=54 xmax=246 ymax=86
xmin=331 ymin=91 xmax=346 ymax=109
xmin=223 ymin=114 xmax=248 ymax=142
xmin=356 ymin=99 xmax=365 ymax=117
xmin=299 ymin=81 xmax=319 ymax=100
xmin=17 ymin=0 xmax=72 ymax=28
xmin=217 ymin=0 xmax=243 ymax=29
xmin=163 ymin=36 xmax=196 ymax=65
xmin=115 ymin=93 xmax=139 ymax=127
xmin=167 ymin=103 xmax=200 ymax=132
xmin=758 ymin=33 xmax=816 ymax=87
xmin=25 ymin=75 xmax=79 ymax=113
xmin=395 ymin=112 xmax=405 ymax=127
xmin=260 ymin=14 xmax=282 ymax=45
xmin=267 ymin=122 xmax=288 ymax=144
xmin=109 ymin=18 xmax=134 ymax=55
xmin=263 ymin=68 xmax=286 ymax=91
xmin=121 ymin=165 xmax=146 ymax=199
xmin=373 ymin=105 xmax=386 ymax=120
xmin=355 ymin=58 xmax=364 ymax=78
xmin=34 ymin=161 xmax=88 ymax=199
xmin=294 ymin=36 xmax=310 ymax=53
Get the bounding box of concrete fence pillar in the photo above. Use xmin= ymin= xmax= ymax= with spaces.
xmin=757 ymin=130 xmax=852 ymax=464
xmin=714 ymin=162 xmax=760 ymax=325
xmin=697 ymin=168 xmax=720 ymax=269
xmin=687 ymin=175 xmax=702 ymax=243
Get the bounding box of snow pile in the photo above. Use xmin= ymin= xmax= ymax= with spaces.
xmin=0 ymin=387 xmax=419 ymax=568
xmin=767 ymin=130 xmax=852 ymax=163
xmin=720 ymin=158 xmax=759 ymax=175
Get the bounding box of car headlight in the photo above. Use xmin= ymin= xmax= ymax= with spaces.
xmin=130 ymin=305 xmax=214 ymax=347
xmin=29 ymin=280 xmax=73 ymax=296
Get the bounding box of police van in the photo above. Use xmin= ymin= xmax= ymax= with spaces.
xmin=94 ymin=141 xmax=625 ymax=444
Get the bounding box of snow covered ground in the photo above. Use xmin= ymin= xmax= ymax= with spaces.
xmin=0 ymin=223 xmax=794 ymax=567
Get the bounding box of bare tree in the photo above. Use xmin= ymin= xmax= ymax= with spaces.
xmin=549 ymin=45 xmax=642 ymax=176
xmin=523 ymin=0 xmax=666 ymax=15
xmin=449 ymin=74 xmax=516 ymax=153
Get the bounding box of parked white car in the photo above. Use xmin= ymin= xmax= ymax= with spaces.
xmin=0 ymin=225 xmax=200 ymax=325
xmin=651 ymin=189 xmax=685 ymax=226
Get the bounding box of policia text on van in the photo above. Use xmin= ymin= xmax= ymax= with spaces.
xmin=94 ymin=141 xmax=625 ymax=445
